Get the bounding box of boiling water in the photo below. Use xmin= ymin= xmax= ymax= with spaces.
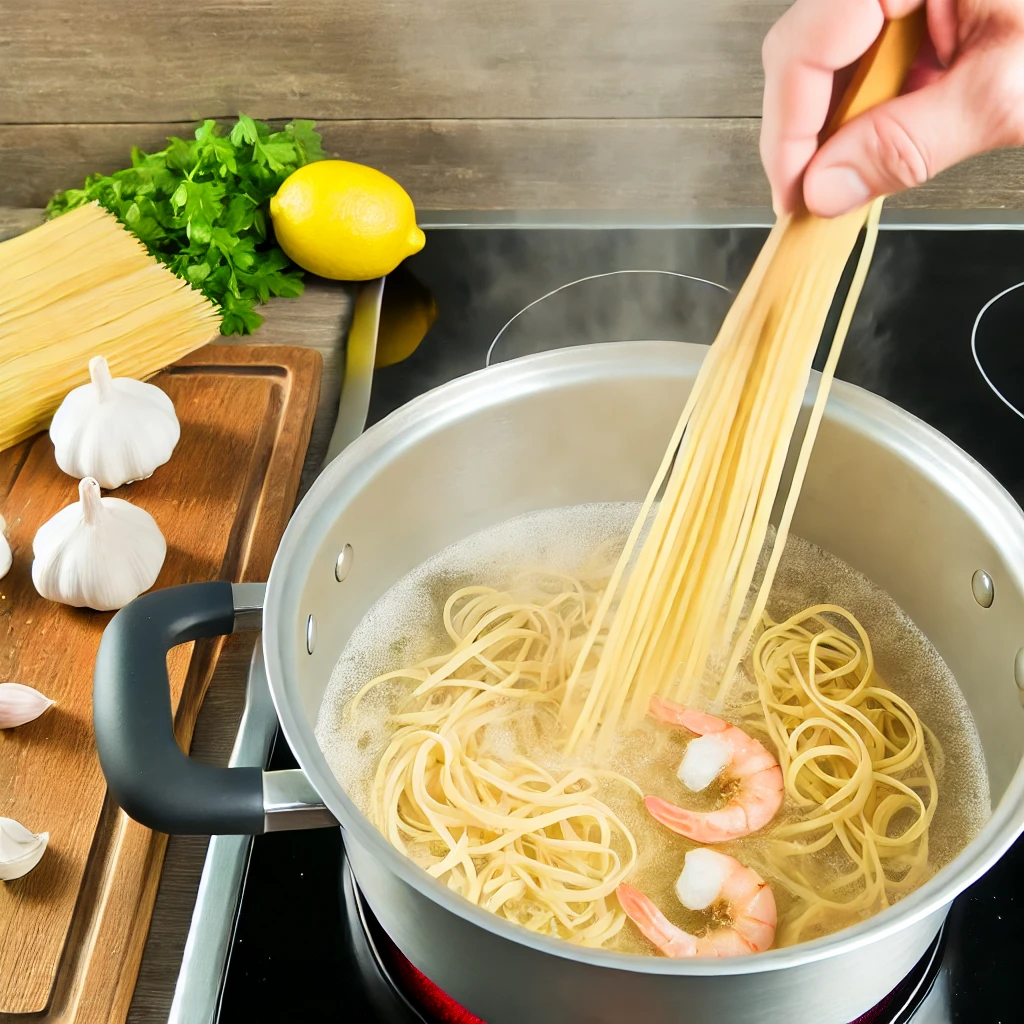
xmin=316 ymin=504 xmax=991 ymax=954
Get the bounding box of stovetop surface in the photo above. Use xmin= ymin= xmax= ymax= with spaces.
xmin=218 ymin=224 xmax=1024 ymax=1023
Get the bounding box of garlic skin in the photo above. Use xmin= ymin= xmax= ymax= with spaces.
xmin=32 ymin=477 xmax=166 ymax=611
xmin=0 ymin=818 xmax=49 ymax=881
xmin=0 ymin=683 xmax=54 ymax=729
xmin=50 ymin=356 xmax=180 ymax=489
xmin=0 ymin=514 xmax=10 ymax=580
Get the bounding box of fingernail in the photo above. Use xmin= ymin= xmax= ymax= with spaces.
xmin=806 ymin=166 xmax=871 ymax=218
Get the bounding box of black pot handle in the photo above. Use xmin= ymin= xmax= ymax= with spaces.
xmin=94 ymin=580 xmax=267 ymax=835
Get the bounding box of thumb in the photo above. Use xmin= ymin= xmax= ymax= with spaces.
xmin=803 ymin=55 xmax=1018 ymax=217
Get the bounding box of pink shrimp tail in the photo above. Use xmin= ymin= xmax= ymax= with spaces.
xmin=616 ymin=884 xmax=698 ymax=958
xmin=616 ymin=883 xmax=654 ymax=924
xmin=648 ymin=696 xmax=728 ymax=735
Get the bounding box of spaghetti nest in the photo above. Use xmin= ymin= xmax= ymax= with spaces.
xmin=752 ymin=605 xmax=939 ymax=944
xmin=348 ymin=575 xmax=639 ymax=948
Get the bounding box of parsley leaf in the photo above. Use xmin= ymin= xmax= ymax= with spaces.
xmin=45 ymin=115 xmax=325 ymax=335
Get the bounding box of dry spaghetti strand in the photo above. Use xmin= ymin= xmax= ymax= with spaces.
xmin=348 ymin=575 xmax=639 ymax=948
xmin=752 ymin=605 xmax=939 ymax=944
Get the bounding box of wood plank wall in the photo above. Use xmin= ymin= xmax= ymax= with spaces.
xmin=1 ymin=0 xmax=1023 ymax=212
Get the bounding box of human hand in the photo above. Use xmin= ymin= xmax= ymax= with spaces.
xmin=760 ymin=0 xmax=1024 ymax=217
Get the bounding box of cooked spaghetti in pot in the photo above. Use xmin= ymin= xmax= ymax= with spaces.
xmin=317 ymin=507 xmax=988 ymax=954
xmin=348 ymin=579 xmax=640 ymax=946
xmin=751 ymin=606 xmax=939 ymax=945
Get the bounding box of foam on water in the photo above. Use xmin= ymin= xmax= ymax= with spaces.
xmin=315 ymin=503 xmax=991 ymax=954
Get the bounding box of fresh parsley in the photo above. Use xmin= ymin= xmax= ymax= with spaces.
xmin=46 ymin=115 xmax=326 ymax=335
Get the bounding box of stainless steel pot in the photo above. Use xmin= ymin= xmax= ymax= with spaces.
xmin=94 ymin=341 xmax=1024 ymax=1024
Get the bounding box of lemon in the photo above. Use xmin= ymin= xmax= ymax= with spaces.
xmin=269 ymin=160 xmax=425 ymax=281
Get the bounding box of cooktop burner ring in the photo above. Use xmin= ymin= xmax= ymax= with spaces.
xmin=484 ymin=268 xmax=732 ymax=366
xmin=971 ymin=277 xmax=1024 ymax=422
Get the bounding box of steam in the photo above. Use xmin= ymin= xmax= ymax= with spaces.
xmin=837 ymin=232 xmax=922 ymax=393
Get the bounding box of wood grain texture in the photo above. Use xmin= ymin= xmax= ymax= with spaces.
xmin=4 ymin=120 xmax=1024 ymax=212
xmin=0 ymin=345 xmax=320 ymax=1021
xmin=0 ymin=0 xmax=784 ymax=125
xmin=2 ymin=120 xmax=766 ymax=210
xmin=0 ymin=207 xmax=44 ymax=240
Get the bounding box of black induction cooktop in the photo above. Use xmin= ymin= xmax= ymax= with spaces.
xmin=217 ymin=221 xmax=1024 ymax=1024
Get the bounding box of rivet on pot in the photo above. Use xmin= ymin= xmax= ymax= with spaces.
xmin=1014 ymin=647 xmax=1024 ymax=692
xmin=306 ymin=614 xmax=317 ymax=655
xmin=972 ymin=570 xmax=995 ymax=608
xmin=335 ymin=544 xmax=354 ymax=583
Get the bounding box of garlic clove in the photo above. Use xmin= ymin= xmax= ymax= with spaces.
xmin=0 ymin=514 xmax=10 ymax=580
xmin=50 ymin=355 xmax=181 ymax=489
xmin=31 ymin=477 xmax=166 ymax=611
xmin=0 ymin=683 xmax=55 ymax=729
xmin=0 ymin=817 xmax=48 ymax=881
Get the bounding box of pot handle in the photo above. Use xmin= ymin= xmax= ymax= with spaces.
xmin=94 ymin=580 xmax=333 ymax=835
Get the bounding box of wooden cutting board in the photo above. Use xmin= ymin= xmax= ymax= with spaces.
xmin=0 ymin=344 xmax=321 ymax=1021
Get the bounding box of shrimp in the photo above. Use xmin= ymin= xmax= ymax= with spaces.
xmin=644 ymin=696 xmax=783 ymax=842
xmin=617 ymin=849 xmax=777 ymax=957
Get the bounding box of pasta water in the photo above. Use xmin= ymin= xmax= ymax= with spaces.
xmin=316 ymin=504 xmax=990 ymax=955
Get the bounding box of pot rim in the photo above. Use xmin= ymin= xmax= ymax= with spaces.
xmin=264 ymin=340 xmax=1024 ymax=976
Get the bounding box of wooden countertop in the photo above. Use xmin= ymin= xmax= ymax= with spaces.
xmin=1 ymin=208 xmax=355 ymax=1024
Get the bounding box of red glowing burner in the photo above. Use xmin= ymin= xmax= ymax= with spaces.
xmin=371 ymin=907 xmax=941 ymax=1024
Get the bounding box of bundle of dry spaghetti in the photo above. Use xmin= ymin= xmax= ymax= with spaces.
xmin=561 ymin=14 xmax=924 ymax=754
xmin=0 ymin=202 xmax=221 ymax=452
xmin=752 ymin=605 xmax=939 ymax=944
xmin=348 ymin=577 xmax=640 ymax=947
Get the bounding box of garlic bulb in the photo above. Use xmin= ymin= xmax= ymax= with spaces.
xmin=50 ymin=355 xmax=180 ymax=489
xmin=0 ymin=683 xmax=54 ymax=729
xmin=0 ymin=817 xmax=48 ymax=881
xmin=32 ymin=477 xmax=166 ymax=611
xmin=0 ymin=514 xmax=10 ymax=580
